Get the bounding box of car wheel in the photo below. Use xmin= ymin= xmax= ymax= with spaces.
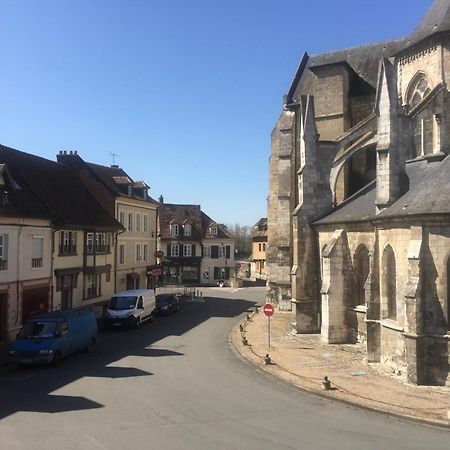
xmin=51 ymin=351 xmax=62 ymax=367
xmin=84 ymin=337 xmax=96 ymax=353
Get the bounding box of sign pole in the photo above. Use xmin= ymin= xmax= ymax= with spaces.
xmin=263 ymin=303 xmax=274 ymax=350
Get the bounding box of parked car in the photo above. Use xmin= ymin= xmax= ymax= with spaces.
xmin=9 ymin=307 xmax=97 ymax=366
xmin=106 ymin=289 xmax=156 ymax=329
xmin=155 ymin=294 xmax=180 ymax=316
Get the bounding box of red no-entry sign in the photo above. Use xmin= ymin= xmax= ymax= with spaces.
xmin=263 ymin=303 xmax=274 ymax=317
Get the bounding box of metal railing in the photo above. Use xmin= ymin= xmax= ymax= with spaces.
xmin=86 ymin=244 xmax=111 ymax=254
xmin=58 ymin=244 xmax=77 ymax=256
xmin=155 ymin=284 xmax=196 ymax=299
xmin=31 ymin=258 xmax=43 ymax=268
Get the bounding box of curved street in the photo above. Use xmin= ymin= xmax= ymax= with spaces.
xmin=0 ymin=286 xmax=448 ymax=449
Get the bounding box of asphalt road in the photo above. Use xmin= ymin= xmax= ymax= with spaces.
xmin=0 ymin=287 xmax=448 ymax=449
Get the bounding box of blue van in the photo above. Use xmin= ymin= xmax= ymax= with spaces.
xmin=9 ymin=307 xmax=97 ymax=365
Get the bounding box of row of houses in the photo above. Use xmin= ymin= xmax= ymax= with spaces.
xmin=0 ymin=144 xmax=234 ymax=360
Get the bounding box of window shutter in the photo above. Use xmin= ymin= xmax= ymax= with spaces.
xmin=167 ymin=244 xmax=170 ymax=257
xmin=32 ymin=237 xmax=43 ymax=258
xmin=226 ymin=246 xmax=230 ymax=259
xmin=192 ymin=244 xmax=196 ymax=256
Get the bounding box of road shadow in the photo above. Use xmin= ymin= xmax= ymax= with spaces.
xmin=0 ymin=296 xmax=255 ymax=419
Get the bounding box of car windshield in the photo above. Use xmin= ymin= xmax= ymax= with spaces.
xmin=109 ymin=296 xmax=138 ymax=310
xmin=19 ymin=321 xmax=57 ymax=339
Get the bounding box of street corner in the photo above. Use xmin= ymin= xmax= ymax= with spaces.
xmin=231 ymin=309 xmax=450 ymax=428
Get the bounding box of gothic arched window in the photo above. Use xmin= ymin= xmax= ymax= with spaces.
xmin=382 ymin=245 xmax=397 ymax=320
xmin=406 ymin=73 xmax=434 ymax=158
xmin=408 ymin=75 xmax=432 ymax=108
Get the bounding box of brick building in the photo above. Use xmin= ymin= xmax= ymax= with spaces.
xmin=267 ymin=0 xmax=450 ymax=385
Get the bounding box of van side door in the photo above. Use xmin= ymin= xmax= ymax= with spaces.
xmin=55 ymin=321 xmax=71 ymax=356
xmin=136 ymin=296 xmax=145 ymax=319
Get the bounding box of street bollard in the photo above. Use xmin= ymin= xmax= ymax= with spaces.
xmin=255 ymin=306 xmax=259 ymax=314
xmin=246 ymin=314 xmax=251 ymax=321
xmin=264 ymin=354 xmax=271 ymax=365
xmin=239 ymin=324 xmax=244 ymax=332
xmin=242 ymin=336 xmax=248 ymax=346
xmin=321 ymin=376 xmax=331 ymax=391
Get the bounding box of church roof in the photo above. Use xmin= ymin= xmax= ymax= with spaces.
xmin=407 ymin=0 xmax=450 ymax=47
xmin=378 ymin=155 xmax=450 ymax=218
xmin=313 ymin=154 xmax=450 ymax=226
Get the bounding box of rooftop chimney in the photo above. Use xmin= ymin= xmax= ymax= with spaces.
xmin=159 ymin=195 xmax=164 ymax=204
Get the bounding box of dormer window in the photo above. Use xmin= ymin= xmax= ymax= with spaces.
xmin=210 ymin=226 xmax=218 ymax=236
xmin=171 ymin=224 xmax=179 ymax=237
xmin=184 ymin=223 xmax=192 ymax=236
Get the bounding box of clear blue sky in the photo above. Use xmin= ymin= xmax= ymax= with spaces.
xmin=0 ymin=0 xmax=433 ymax=226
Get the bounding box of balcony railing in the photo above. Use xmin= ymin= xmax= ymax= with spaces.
xmin=86 ymin=244 xmax=111 ymax=254
xmin=31 ymin=258 xmax=43 ymax=269
xmin=0 ymin=259 xmax=7 ymax=271
xmin=58 ymin=244 xmax=77 ymax=256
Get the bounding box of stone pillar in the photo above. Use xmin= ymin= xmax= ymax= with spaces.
xmin=291 ymin=96 xmax=325 ymax=333
xmin=375 ymin=58 xmax=407 ymax=213
xmin=266 ymin=111 xmax=294 ymax=310
xmin=320 ymin=229 xmax=349 ymax=343
xmin=403 ymin=228 xmax=425 ymax=384
xmin=365 ymin=244 xmax=381 ymax=362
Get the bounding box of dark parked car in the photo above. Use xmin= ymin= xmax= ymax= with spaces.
xmin=155 ymin=294 xmax=180 ymax=316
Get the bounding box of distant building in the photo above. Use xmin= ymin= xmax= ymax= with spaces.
xmin=57 ymin=152 xmax=159 ymax=292
xmin=158 ymin=201 xmax=235 ymax=285
xmin=251 ymin=218 xmax=267 ymax=280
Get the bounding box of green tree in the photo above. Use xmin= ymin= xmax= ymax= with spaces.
xmin=227 ymin=223 xmax=252 ymax=260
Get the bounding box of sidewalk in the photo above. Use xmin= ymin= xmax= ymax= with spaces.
xmin=231 ymin=309 xmax=449 ymax=427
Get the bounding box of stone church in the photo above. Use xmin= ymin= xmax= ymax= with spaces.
xmin=267 ymin=0 xmax=450 ymax=385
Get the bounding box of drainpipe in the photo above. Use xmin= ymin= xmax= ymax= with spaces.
xmin=50 ymin=226 xmax=55 ymax=311
xmin=15 ymin=225 xmax=23 ymax=325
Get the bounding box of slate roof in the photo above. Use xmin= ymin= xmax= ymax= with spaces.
xmin=308 ymin=39 xmax=408 ymax=88
xmin=87 ymin=162 xmax=159 ymax=204
xmin=314 ymin=154 xmax=450 ymax=226
xmin=158 ymin=204 xmax=204 ymax=240
xmin=200 ymin=212 xmax=234 ymax=240
xmin=378 ymin=155 xmax=450 ymax=218
xmin=313 ymin=181 xmax=377 ymax=226
xmin=0 ymin=144 xmax=123 ymax=230
xmin=0 ymin=158 xmax=49 ymax=221
xmin=251 ymin=218 xmax=268 ymax=238
xmin=407 ymin=0 xmax=450 ymax=47
xmin=159 ymin=203 xmax=234 ymax=240
xmin=286 ymin=2 xmax=450 ymax=104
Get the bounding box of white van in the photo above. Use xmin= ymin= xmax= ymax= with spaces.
xmin=106 ymin=289 xmax=156 ymax=329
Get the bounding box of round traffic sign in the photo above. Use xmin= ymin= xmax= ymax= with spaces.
xmin=263 ymin=303 xmax=274 ymax=317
